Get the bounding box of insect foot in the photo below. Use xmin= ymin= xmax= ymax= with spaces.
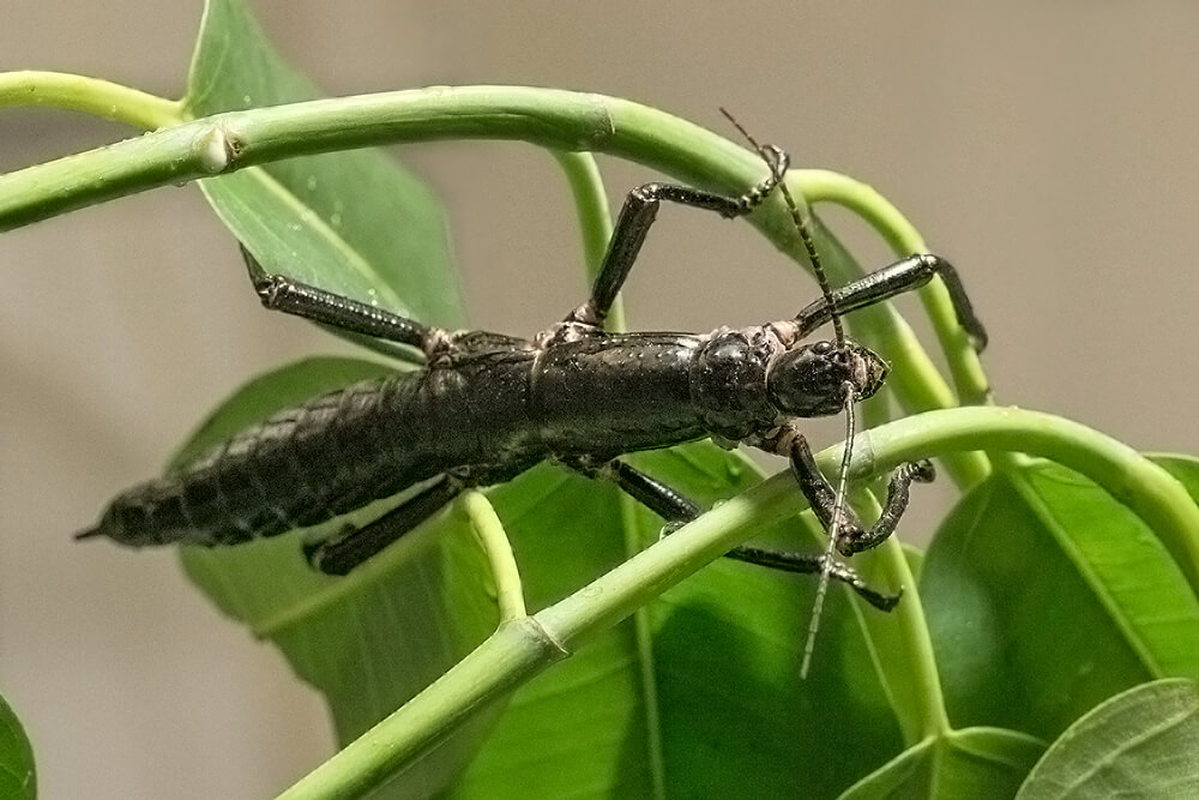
xmin=835 ymin=459 xmax=937 ymax=557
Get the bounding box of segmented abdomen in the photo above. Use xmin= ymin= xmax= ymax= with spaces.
xmin=86 ymin=373 xmax=431 ymax=546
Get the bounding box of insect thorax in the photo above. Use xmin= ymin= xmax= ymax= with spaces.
xmin=689 ymin=326 xmax=786 ymax=440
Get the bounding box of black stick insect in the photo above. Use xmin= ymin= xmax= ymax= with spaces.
xmin=78 ymin=117 xmax=986 ymax=665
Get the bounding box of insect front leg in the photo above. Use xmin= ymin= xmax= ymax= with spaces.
xmin=565 ymin=145 xmax=789 ymax=331
xmin=775 ymin=428 xmax=936 ymax=558
xmin=561 ymin=456 xmax=900 ymax=611
xmin=790 ymin=252 xmax=988 ymax=351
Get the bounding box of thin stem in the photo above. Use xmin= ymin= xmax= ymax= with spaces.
xmin=552 ymin=150 xmax=666 ymax=795
xmin=851 ymin=493 xmax=949 ymax=743
xmin=551 ymin=150 xmax=625 ymax=333
xmin=461 ymin=491 xmax=525 ymax=622
xmin=0 ymin=70 xmax=183 ymax=130
xmin=773 ymin=175 xmax=990 ymax=489
xmin=279 ymin=405 xmax=1199 ymax=798
xmin=797 ymin=168 xmax=991 ymax=408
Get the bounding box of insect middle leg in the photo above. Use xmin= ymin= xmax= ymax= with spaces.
xmin=565 ymin=146 xmax=789 ymax=330
xmin=306 ymin=459 xmax=542 ymax=575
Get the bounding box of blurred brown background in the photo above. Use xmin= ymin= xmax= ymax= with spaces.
xmin=2 ymin=2 xmax=1198 ymax=797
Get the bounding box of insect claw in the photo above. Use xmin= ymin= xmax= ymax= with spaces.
xmin=863 ymin=584 xmax=904 ymax=613
xmin=301 ymin=538 xmax=328 ymax=571
xmin=658 ymin=520 xmax=686 ymax=541
xmin=760 ymin=144 xmax=789 ymax=180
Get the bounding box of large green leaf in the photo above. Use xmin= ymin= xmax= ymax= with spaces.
xmin=840 ymin=727 xmax=1044 ymax=800
xmin=1015 ymin=679 xmax=1199 ymax=798
xmin=0 ymin=690 xmax=34 ymax=800
xmin=921 ymin=458 xmax=1199 ymax=740
xmin=451 ymin=444 xmax=911 ymax=799
xmin=185 ymin=0 xmax=461 ymax=327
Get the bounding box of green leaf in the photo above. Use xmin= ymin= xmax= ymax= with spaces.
xmin=1015 ymin=679 xmax=1199 ymax=798
xmin=839 ymin=727 xmax=1044 ymax=800
xmin=185 ymin=0 xmax=462 ymax=327
xmin=452 ymin=446 xmax=908 ymax=799
xmin=921 ymin=459 xmax=1199 ymax=740
xmin=0 ymin=690 xmax=35 ymax=800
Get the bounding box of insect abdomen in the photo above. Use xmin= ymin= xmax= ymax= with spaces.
xmin=84 ymin=374 xmax=431 ymax=547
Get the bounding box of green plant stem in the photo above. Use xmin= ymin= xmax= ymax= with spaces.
xmin=551 ymin=150 xmax=668 ymax=795
xmin=0 ymin=83 xmax=989 ymax=488
xmin=798 ymin=169 xmax=991 ymax=408
xmin=551 ymin=149 xmax=625 ymax=333
xmin=461 ymin=491 xmax=525 ymax=622
xmin=853 ymin=496 xmax=950 ymax=743
xmin=799 ymin=213 xmax=991 ymax=489
xmin=0 ymin=70 xmax=183 ymax=130
xmin=279 ymin=405 xmax=1199 ymax=799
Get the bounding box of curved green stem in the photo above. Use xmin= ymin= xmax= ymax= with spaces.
xmin=551 ymin=150 xmax=667 ymax=793
xmin=850 ymin=493 xmax=949 ymax=743
xmin=799 ymin=214 xmax=992 ymax=489
xmin=0 ymin=70 xmax=183 ymax=130
xmin=851 ymin=407 xmax=1199 ymax=589
xmin=798 ymin=169 xmax=991 ymax=408
xmin=550 ymin=150 xmax=624 ymax=333
xmin=279 ymin=405 xmax=1199 ymax=798
xmin=461 ymin=491 xmax=525 ymax=622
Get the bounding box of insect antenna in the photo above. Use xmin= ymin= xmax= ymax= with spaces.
xmin=718 ymin=108 xmax=845 ymax=347
xmin=720 ymin=108 xmax=853 ymax=676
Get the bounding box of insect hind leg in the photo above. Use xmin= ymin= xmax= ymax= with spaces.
xmin=307 ymin=474 xmax=465 ymax=575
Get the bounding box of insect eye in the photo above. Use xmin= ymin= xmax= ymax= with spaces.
xmin=811 ymin=340 xmax=834 ymax=354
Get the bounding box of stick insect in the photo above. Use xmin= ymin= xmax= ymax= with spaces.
xmin=79 ymin=118 xmax=986 ymax=656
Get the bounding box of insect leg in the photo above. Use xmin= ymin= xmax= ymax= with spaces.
xmin=240 ymin=244 xmax=445 ymax=352
xmin=306 ymin=475 xmax=464 ymax=575
xmin=566 ymin=147 xmax=789 ymax=329
xmin=565 ymin=457 xmax=899 ymax=611
xmin=793 ymin=253 xmax=988 ymax=351
xmin=784 ymin=431 xmax=935 ymax=558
